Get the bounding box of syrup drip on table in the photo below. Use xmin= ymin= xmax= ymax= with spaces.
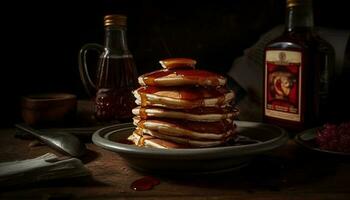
xmin=131 ymin=176 xmax=160 ymax=191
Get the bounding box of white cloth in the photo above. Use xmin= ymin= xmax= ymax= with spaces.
xmin=0 ymin=153 xmax=90 ymax=186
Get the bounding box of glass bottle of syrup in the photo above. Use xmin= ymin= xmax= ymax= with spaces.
xmin=263 ymin=0 xmax=335 ymax=132
xmin=79 ymin=15 xmax=138 ymax=121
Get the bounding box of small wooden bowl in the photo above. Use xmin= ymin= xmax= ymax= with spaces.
xmin=21 ymin=93 xmax=77 ymax=126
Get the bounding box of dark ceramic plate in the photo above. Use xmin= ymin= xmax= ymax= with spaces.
xmin=295 ymin=127 xmax=350 ymax=156
xmin=92 ymin=121 xmax=289 ymax=174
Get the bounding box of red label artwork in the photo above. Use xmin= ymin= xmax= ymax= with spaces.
xmin=265 ymin=51 xmax=301 ymax=122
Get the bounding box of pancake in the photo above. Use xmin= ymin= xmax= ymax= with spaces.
xmin=133 ymin=86 xmax=235 ymax=109
xmin=128 ymin=58 xmax=238 ymax=149
xmin=130 ymin=128 xmax=235 ymax=148
xmin=138 ymin=69 xmax=226 ymax=87
xmin=143 ymin=130 xmax=225 ymax=147
xmin=159 ymin=58 xmax=196 ymax=69
xmin=138 ymin=126 xmax=235 ymax=141
xmin=128 ymin=132 xmax=189 ymax=149
xmin=132 ymin=106 xmax=238 ymax=122
xmin=134 ymin=116 xmax=235 ymax=136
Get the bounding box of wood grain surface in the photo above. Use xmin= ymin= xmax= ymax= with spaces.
xmin=0 ymin=128 xmax=349 ymax=200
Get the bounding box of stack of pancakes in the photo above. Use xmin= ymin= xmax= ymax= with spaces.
xmin=128 ymin=58 xmax=238 ymax=148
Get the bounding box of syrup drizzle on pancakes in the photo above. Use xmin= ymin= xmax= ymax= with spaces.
xmin=140 ymin=69 xmax=225 ymax=87
xmin=128 ymin=58 xmax=238 ymax=148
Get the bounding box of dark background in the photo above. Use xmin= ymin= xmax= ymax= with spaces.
xmin=1 ymin=0 xmax=349 ymax=126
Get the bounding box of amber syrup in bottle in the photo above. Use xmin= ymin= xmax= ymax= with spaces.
xmin=263 ymin=0 xmax=335 ymax=132
xmin=94 ymin=15 xmax=138 ymax=121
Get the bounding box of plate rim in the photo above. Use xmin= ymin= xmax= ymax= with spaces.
xmin=92 ymin=121 xmax=289 ymax=158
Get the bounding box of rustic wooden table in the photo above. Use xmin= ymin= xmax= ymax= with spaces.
xmin=0 ymin=126 xmax=349 ymax=200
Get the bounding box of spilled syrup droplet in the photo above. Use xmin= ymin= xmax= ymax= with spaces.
xmin=131 ymin=176 xmax=160 ymax=191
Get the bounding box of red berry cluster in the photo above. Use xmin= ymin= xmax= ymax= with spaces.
xmin=316 ymin=121 xmax=350 ymax=153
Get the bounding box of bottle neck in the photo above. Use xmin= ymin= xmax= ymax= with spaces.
xmin=104 ymin=26 xmax=129 ymax=54
xmin=286 ymin=4 xmax=314 ymax=32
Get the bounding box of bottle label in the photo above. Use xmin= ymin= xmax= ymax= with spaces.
xmin=265 ymin=50 xmax=302 ymax=122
